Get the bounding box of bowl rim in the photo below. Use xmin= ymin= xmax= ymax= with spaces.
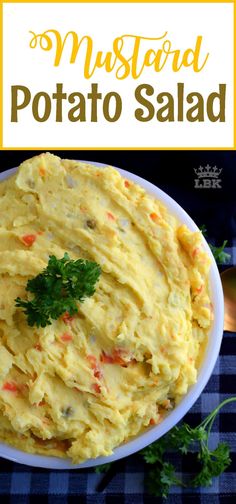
xmin=0 ymin=161 xmax=224 ymax=469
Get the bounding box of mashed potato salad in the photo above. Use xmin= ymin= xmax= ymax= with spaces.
xmin=0 ymin=153 xmax=212 ymax=462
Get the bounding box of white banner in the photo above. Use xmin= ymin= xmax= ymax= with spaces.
xmin=2 ymin=2 xmax=234 ymax=148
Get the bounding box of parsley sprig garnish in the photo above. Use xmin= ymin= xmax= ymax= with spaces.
xmin=95 ymin=398 xmax=236 ymax=498
xmin=15 ymin=253 xmax=101 ymax=327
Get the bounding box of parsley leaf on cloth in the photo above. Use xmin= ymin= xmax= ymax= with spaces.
xmin=96 ymin=398 xmax=236 ymax=498
xmin=141 ymin=398 xmax=235 ymax=498
xmin=199 ymin=225 xmax=230 ymax=265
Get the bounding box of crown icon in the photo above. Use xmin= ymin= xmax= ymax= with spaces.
xmin=194 ymin=165 xmax=222 ymax=179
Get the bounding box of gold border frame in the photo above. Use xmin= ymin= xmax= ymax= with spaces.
xmin=0 ymin=0 xmax=235 ymax=150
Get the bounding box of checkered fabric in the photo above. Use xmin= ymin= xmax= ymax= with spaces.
xmin=0 ymin=247 xmax=235 ymax=504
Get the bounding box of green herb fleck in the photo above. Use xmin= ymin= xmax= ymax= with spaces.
xmin=199 ymin=224 xmax=207 ymax=237
xmin=61 ymin=406 xmax=74 ymax=418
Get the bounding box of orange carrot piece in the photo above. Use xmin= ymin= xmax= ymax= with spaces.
xmin=61 ymin=333 xmax=73 ymax=342
xmin=34 ymin=343 xmax=42 ymax=351
xmin=100 ymin=349 xmax=133 ymax=367
xmin=38 ymin=400 xmax=46 ymax=407
xmin=149 ymin=418 xmax=156 ymax=426
xmin=87 ymin=355 xmax=97 ymax=367
xmin=112 ymin=349 xmax=127 ymax=366
xmin=2 ymin=382 xmax=18 ymax=392
xmin=150 ymin=212 xmax=159 ymax=223
xmin=124 ymin=180 xmax=131 ymax=188
xmin=196 ymin=285 xmax=203 ymax=294
xmin=192 ymin=247 xmax=200 ymax=258
xmin=87 ymin=355 xmax=103 ymax=379
xmin=91 ymin=383 xmax=101 ymax=394
xmin=62 ymin=312 xmax=75 ymax=325
xmin=94 ymin=369 xmax=103 ymax=379
xmin=100 ymin=351 xmax=115 ymax=364
xmin=39 ymin=166 xmax=46 ymax=177
xmin=21 ymin=234 xmax=37 ymax=247
xmin=107 ymin=212 xmax=116 ymax=221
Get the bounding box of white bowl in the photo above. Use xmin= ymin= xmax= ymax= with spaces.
xmin=0 ymin=161 xmax=224 ymax=469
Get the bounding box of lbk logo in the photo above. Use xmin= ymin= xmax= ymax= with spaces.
xmin=194 ymin=165 xmax=222 ymax=188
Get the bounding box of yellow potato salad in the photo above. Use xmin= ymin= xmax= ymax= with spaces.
xmin=0 ymin=153 xmax=212 ymax=462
